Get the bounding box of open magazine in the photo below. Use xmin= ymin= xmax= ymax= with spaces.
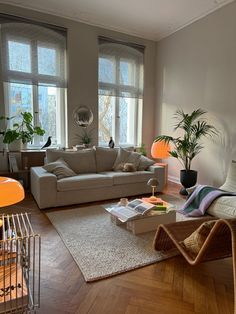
xmin=106 ymin=199 xmax=155 ymax=222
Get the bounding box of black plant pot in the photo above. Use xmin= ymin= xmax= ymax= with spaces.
xmin=180 ymin=170 xmax=198 ymax=196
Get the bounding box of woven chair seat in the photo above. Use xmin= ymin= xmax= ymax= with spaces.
xmin=153 ymin=217 xmax=236 ymax=313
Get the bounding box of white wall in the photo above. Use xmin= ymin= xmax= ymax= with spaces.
xmin=155 ymin=1 xmax=236 ymax=186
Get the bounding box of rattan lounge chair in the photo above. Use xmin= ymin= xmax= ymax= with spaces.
xmin=153 ymin=218 xmax=236 ymax=313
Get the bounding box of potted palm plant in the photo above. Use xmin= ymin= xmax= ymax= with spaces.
xmin=0 ymin=112 xmax=45 ymax=150
xmin=154 ymin=108 xmax=217 ymax=195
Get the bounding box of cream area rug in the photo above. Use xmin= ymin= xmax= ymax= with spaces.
xmin=46 ymin=195 xmax=185 ymax=282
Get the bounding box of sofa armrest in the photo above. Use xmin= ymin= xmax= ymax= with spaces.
xmin=31 ymin=167 xmax=57 ymax=209
xmin=148 ymin=165 xmax=165 ymax=191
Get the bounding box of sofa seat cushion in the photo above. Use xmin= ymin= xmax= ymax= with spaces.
xmin=57 ymin=174 xmax=113 ymax=191
xmin=207 ymin=196 xmax=236 ymax=218
xmin=101 ymin=171 xmax=154 ymax=185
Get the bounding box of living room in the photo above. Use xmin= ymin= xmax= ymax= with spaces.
xmin=0 ymin=0 xmax=236 ymax=313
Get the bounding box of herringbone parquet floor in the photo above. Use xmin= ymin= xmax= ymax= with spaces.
xmin=8 ymin=182 xmax=234 ymax=314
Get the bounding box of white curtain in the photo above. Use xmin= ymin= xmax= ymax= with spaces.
xmin=0 ymin=22 xmax=66 ymax=88
xmin=98 ymin=38 xmax=144 ymax=99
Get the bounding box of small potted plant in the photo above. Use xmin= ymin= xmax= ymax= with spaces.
xmin=154 ymin=108 xmax=217 ymax=195
xmin=74 ymin=128 xmax=94 ymax=148
xmin=0 ymin=112 xmax=45 ymax=151
xmin=138 ymin=143 xmax=147 ymax=156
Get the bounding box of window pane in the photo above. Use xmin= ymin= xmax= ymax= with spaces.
xmin=99 ymin=57 xmax=115 ymax=83
xmin=98 ymin=43 xmax=144 ymax=147
xmin=119 ymin=97 xmax=136 ymax=145
xmin=8 ymin=41 xmax=31 ymax=73
xmin=99 ymin=93 xmax=115 ymax=146
xmin=38 ymin=46 xmax=57 ymax=76
xmin=120 ymin=59 xmax=135 ymax=86
xmin=38 ymin=86 xmax=60 ymax=145
xmin=8 ymin=83 xmax=33 ymax=125
xmin=139 ymin=64 xmax=144 ymax=89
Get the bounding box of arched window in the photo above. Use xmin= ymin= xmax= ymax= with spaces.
xmin=0 ymin=18 xmax=67 ymax=147
xmin=98 ymin=37 xmax=144 ymax=147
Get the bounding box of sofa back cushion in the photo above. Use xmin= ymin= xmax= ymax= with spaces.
xmin=46 ymin=149 xmax=96 ymax=174
xmin=95 ymin=147 xmax=118 ymax=172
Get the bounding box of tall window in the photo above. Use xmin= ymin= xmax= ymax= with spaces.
xmin=0 ymin=19 xmax=67 ymax=146
xmin=98 ymin=38 xmax=144 ymax=147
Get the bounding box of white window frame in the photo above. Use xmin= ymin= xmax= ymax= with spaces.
xmin=1 ymin=24 xmax=66 ymax=148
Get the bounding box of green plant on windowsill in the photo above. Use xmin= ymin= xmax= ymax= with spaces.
xmin=138 ymin=143 xmax=147 ymax=156
xmin=0 ymin=112 xmax=45 ymax=145
xmin=74 ymin=128 xmax=94 ymax=147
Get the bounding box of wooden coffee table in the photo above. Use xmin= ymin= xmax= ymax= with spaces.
xmin=109 ymin=203 xmax=176 ymax=235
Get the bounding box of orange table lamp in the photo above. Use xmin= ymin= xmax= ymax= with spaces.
xmin=151 ymin=141 xmax=170 ymax=159
xmin=0 ymin=177 xmax=25 ymax=207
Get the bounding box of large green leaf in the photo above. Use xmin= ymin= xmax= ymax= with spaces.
xmin=1 ymin=111 xmax=46 ymax=144
xmin=3 ymin=129 xmax=20 ymax=144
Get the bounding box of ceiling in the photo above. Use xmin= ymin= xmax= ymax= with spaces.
xmin=0 ymin=0 xmax=234 ymax=41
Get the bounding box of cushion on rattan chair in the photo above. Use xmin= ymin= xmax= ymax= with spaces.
xmin=179 ymin=220 xmax=217 ymax=256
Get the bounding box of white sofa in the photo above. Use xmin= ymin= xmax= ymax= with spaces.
xmin=31 ymin=147 xmax=165 ymax=209
xmin=207 ymin=160 xmax=236 ymax=218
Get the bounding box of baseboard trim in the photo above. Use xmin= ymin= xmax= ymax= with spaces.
xmin=168 ymin=175 xmax=180 ymax=184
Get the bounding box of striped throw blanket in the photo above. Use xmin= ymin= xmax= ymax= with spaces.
xmin=178 ymin=185 xmax=236 ymax=217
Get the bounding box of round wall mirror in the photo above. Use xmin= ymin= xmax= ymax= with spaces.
xmin=73 ymin=106 xmax=93 ymax=128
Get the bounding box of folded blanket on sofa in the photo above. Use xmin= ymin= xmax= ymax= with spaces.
xmin=178 ymin=185 xmax=236 ymax=217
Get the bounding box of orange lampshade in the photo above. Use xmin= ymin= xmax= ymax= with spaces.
xmin=0 ymin=177 xmax=25 ymax=207
xmin=151 ymin=141 xmax=170 ymax=159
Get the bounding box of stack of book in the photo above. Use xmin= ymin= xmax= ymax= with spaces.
xmin=141 ymin=197 xmax=168 ymax=211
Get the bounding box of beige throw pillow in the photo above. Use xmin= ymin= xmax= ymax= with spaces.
xmin=115 ymin=162 xmax=126 ymax=171
xmin=113 ymin=148 xmax=142 ymax=171
xmin=123 ymin=163 xmax=136 ymax=172
xmin=113 ymin=148 xmax=132 ymax=171
xmin=126 ymin=152 xmax=141 ymax=169
xmin=138 ymin=155 xmax=155 ymax=171
xmin=43 ymin=158 xmax=76 ymax=180
xmin=114 ymin=162 xmax=137 ymax=172
xmin=180 ymin=220 xmax=216 ymax=257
